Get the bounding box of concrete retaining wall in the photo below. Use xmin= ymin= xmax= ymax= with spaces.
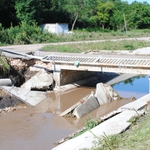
xmin=60 ymin=70 xmax=95 ymax=85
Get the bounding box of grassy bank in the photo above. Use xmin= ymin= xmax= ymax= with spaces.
xmin=41 ymin=40 xmax=150 ymax=53
xmin=91 ymin=111 xmax=150 ymax=150
xmin=41 ymin=29 xmax=150 ymax=53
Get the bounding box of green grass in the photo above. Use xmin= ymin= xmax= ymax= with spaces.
xmin=64 ymin=29 xmax=150 ymax=42
xmin=91 ymin=111 xmax=150 ymax=150
xmin=41 ymin=29 xmax=150 ymax=53
xmin=41 ymin=40 xmax=150 ymax=53
xmin=0 ymin=54 xmax=10 ymax=74
xmin=70 ymin=118 xmax=101 ymax=139
xmin=66 ymin=111 xmax=150 ymax=150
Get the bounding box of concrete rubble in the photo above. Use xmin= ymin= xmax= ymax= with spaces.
xmin=0 ymin=69 xmax=55 ymax=107
xmin=0 ymin=87 xmax=22 ymax=109
xmin=60 ymin=83 xmax=120 ymax=118
xmin=73 ymin=95 xmax=100 ymax=118
xmin=52 ymin=94 xmax=150 ymax=150
xmin=21 ymin=69 xmax=54 ymax=90
xmin=1 ymin=86 xmax=48 ymax=106
xmin=94 ymin=83 xmax=120 ymax=105
xmin=0 ymin=69 xmax=54 ymax=107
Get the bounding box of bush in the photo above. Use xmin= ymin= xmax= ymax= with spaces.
xmin=124 ymin=44 xmax=135 ymax=50
xmin=0 ymin=53 xmax=10 ymax=74
xmin=0 ymin=24 xmax=10 ymax=44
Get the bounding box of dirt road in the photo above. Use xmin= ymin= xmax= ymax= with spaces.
xmin=0 ymin=36 xmax=150 ymax=58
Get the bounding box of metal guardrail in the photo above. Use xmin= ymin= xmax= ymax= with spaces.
xmin=42 ymin=54 xmax=150 ymax=67
xmin=0 ymin=48 xmax=41 ymax=59
xmin=98 ymin=58 xmax=150 ymax=67
xmin=42 ymin=55 xmax=99 ymax=63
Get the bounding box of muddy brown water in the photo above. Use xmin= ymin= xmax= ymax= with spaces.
xmin=0 ymin=86 xmax=135 ymax=150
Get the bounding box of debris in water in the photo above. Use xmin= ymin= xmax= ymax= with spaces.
xmin=59 ymin=83 xmax=121 ymax=118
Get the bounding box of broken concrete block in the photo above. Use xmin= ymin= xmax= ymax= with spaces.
xmin=73 ymin=96 xmax=100 ymax=118
xmin=105 ymin=84 xmax=120 ymax=101
xmin=1 ymin=86 xmax=47 ymax=106
xmin=94 ymin=83 xmax=111 ymax=105
xmin=59 ymin=83 xmax=120 ymax=119
xmin=21 ymin=69 xmax=54 ymax=90
xmin=0 ymin=87 xmax=22 ymax=109
xmin=94 ymin=83 xmax=120 ymax=105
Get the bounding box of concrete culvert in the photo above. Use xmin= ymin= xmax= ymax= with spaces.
xmin=0 ymin=79 xmax=12 ymax=86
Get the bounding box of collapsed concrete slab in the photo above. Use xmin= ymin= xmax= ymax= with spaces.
xmin=73 ymin=96 xmax=100 ymax=118
xmin=53 ymin=93 xmax=150 ymax=150
xmin=52 ymin=110 xmax=144 ymax=150
xmin=95 ymin=83 xmax=120 ymax=105
xmin=1 ymin=86 xmax=47 ymax=106
xmin=21 ymin=69 xmax=54 ymax=90
xmin=0 ymin=87 xmax=22 ymax=109
xmin=59 ymin=83 xmax=120 ymax=118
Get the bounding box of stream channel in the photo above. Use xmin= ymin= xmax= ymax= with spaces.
xmin=0 ymin=74 xmax=149 ymax=150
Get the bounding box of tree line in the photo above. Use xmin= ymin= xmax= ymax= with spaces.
xmin=0 ymin=0 xmax=150 ymax=31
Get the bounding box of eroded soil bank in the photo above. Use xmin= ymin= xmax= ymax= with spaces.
xmin=0 ymin=57 xmax=53 ymax=109
xmin=1 ymin=58 xmax=53 ymax=86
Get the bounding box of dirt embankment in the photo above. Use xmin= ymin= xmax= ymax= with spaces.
xmin=1 ymin=58 xmax=53 ymax=86
xmin=0 ymin=57 xmax=53 ymax=110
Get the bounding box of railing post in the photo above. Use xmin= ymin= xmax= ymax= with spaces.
xmin=53 ymin=63 xmax=61 ymax=86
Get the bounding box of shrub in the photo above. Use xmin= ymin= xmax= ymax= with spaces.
xmin=0 ymin=24 xmax=10 ymax=44
xmin=0 ymin=53 xmax=10 ymax=74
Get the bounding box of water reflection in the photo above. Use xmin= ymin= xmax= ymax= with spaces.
xmin=112 ymin=75 xmax=149 ymax=99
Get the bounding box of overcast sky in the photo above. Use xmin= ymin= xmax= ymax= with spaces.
xmin=122 ymin=0 xmax=150 ymax=4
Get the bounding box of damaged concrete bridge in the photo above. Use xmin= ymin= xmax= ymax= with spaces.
xmin=1 ymin=48 xmax=150 ymax=86
xmin=41 ymin=54 xmax=150 ymax=85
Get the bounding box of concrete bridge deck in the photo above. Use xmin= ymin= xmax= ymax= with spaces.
xmin=1 ymin=48 xmax=150 ymax=85
xmin=42 ymin=54 xmax=150 ymax=74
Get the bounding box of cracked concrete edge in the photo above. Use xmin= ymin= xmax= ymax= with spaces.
xmin=52 ymin=109 xmax=145 ymax=150
xmin=52 ymin=94 xmax=150 ymax=150
xmin=0 ymin=86 xmax=32 ymax=106
xmin=118 ymin=93 xmax=150 ymax=111
xmin=1 ymin=86 xmax=48 ymax=106
xmin=1 ymin=86 xmax=33 ymax=106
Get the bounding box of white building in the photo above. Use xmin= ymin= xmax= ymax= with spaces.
xmin=41 ymin=23 xmax=68 ymax=34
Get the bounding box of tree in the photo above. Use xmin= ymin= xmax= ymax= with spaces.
xmin=90 ymin=0 xmax=114 ymax=29
xmin=129 ymin=2 xmax=150 ymax=29
xmin=110 ymin=1 xmax=129 ymax=30
xmin=15 ymin=0 xmax=66 ymax=25
xmin=63 ymin=0 xmax=95 ymax=31
xmin=15 ymin=0 xmax=36 ymax=24
xmin=0 ymin=0 xmax=17 ymax=27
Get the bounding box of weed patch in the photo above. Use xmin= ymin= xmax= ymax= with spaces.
xmin=91 ymin=112 xmax=150 ymax=150
xmin=42 ymin=40 xmax=150 ymax=53
xmin=0 ymin=53 xmax=10 ymax=74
